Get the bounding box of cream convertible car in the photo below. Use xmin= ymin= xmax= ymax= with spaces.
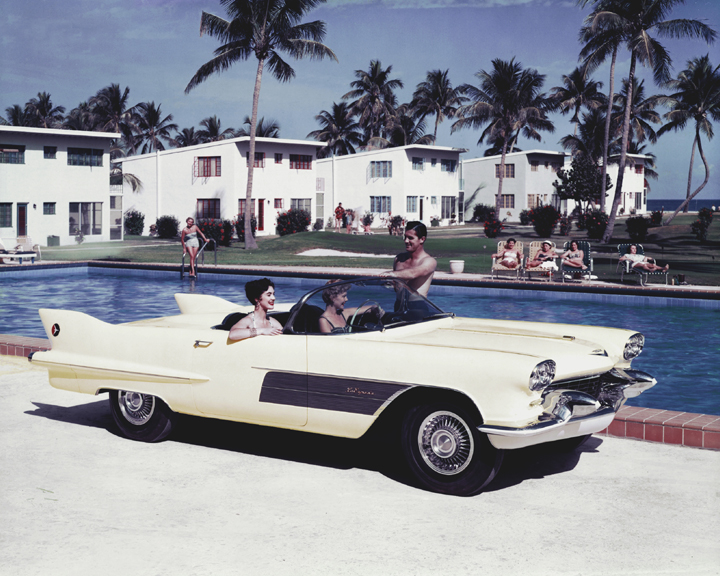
xmin=31 ymin=278 xmax=655 ymax=496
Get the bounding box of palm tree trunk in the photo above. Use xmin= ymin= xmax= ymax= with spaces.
xmin=433 ymin=114 xmax=439 ymax=144
xmin=602 ymin=52 xmax=635 ymax=244
xmin=496 ymin=140 xmax=508 ymax=214
xmin=600 ymin=45 xmax=617 ymax=214
xmin=682 ymin=137 xmax=697 ymax=213
xmin=244 ymin=57 xmax=264 ymax=250
xmin=664 ymin=127 xmax=709 ymax=225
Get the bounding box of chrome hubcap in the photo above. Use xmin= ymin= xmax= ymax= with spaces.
xmin=118 ymin=391 xmax=155 ymax=425
xmin=418 ymin=411 xmax=474 ymax=475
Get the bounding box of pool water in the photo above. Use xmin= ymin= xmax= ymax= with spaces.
xmin=1 ymin=270 xmax=718 ymax=415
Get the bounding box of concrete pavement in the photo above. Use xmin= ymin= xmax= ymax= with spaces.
xmin=1 ymin=355 xmax=719 ymax=576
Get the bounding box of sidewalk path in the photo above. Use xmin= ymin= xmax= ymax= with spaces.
xmin=1 ymin=355 xmax=718 ymax=576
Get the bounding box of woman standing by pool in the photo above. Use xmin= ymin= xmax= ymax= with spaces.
xmin=181 ymin=217 xmax=209 ymax=278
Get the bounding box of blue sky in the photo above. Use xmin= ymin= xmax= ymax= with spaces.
xmin=1 ymin=0 xmax=718 ymax=199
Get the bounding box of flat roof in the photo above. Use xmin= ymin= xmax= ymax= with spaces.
xmin=461 ymin=149 xmax=568 ymax=164
xmin=0 ymin=125 xmax=120 ymax=139
xmin=317 ymin=143 xmax=467 ymax=163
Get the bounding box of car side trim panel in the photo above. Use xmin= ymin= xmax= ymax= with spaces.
xmin=260 ymin=371 xmax=411 ymax=416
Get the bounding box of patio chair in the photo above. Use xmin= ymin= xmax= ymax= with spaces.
xmin=491 ymin=240 xmax=524 ymax=280
xmin=617 ymin=243 xmax=669 ymax=286
xmin=0 ymin=237 xmax=38 ymax=264
xmin=525 ymin=241 xmax=557 ymax=282
xmin=560 ymin=240 xmax=593 ymax=282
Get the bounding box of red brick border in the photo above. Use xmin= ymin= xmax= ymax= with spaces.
xmin=2 ymin=334 xmax=718 ymax=451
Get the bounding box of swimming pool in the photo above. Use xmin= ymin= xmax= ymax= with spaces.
xmin=2 ymin=267 xmax=718 ymax=415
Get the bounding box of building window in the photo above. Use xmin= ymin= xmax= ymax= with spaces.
xmin=369 ymin=161 xmax=392 ymax=178
xmin=275 ymin=153 xmax=283 ymax=164
xmin=635 ymin=164 xmax=644 ymax=174
xmin=291 ymin=198 xmax=311 ymax=212
xmin=194 ymin=156 xmax=221 ymax=177
xmin=0 ymin=145 xmax=25 ymax=164
xmin=431 ymin=196 xmax=437 ymax=205
xmin=494 ymin=164 xmax=515 ymax=178
xmin=44 ymin=146 xmax=57 ymax=159
xmin=290 ymin=154 xmax=312 ymax=170
xmin=246 ymin=152 xmax=265 ymax=168
xmin=274 ymin=199 xmax=283 ymax=209
xmin=499 ymin=194 xmax=515 ymax=209
xmin=197 ymin=199 xmax=220 ymax=219
xmin=69 ymin=202 xmax=102 ymax=235
xmin=0 ymin=203 xmax=12 ymax=227
xmin=110 ymin=196 xmax=122 ymax=240
xmin=441 ymin=196 xmax=456 ymax=219
xmin=431 ymin=158 xmax=437 ymax=167
xmin=43 ymin=202 xmax=56 ymax=215
xmin=441 ymin=159 xmax=456 ymax=172
xmin=238 ymin=199 xmax=256 ymax=217
xmin=370 ymin=196 xmax=391 ymax=213
xmin=412 ymin=157 xmax=424 ymax=171
xmin=68 ymin=148 xmax=103 ymax=167
xmin=316 ymin=178 xmax=325 ymax=191
xmin=407 ymin=196 xmax=418 ymax=212
xmin=530 ymin=161 xmax=539 ymax=172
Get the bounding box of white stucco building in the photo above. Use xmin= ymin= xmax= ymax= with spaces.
xmin=0 ymin=126 xmax=120 ymax=246
xmin=317 ymin=144 xmax=466 ymax=228
xmin=118 ymin=137 xmax=327 ymax=236
xmin=461 ymin=149 xmax=651 ymax=221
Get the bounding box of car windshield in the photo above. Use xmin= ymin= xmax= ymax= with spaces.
xmin=288 ymin=278 xmax=449 ymax=335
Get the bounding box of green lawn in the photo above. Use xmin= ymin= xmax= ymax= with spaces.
xmin=38 ymin=214 xmax=720 ymax=286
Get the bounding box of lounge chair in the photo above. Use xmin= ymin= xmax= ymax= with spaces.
xmin=525 ymin=241 xmax=557 ymax=282
xmin=560 ymin=240 xmax=593 ymax=282
xmin=0 ymin=237 xmax=39 ymax=264
xmin=617 ymin=243 xmax=669 ymax=286
xmin=491 ymin=240 xmax=524 ymax=280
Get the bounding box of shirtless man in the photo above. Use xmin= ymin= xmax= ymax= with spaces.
xmin=380 ymin=221 xmax=437 ymax=296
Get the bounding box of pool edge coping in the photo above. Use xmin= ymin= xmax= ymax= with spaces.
xmin=3 ymin=333 xmax=717 ymax=452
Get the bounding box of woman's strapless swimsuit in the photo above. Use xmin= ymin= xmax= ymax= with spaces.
xmin=185 ymin=230 xmax=199 ymax=248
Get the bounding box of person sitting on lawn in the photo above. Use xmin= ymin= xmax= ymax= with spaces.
xmin=619 ymin=244 xmax=669 ymax=272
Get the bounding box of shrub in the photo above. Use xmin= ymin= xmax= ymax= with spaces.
xmin=198 ymin=218 xmax=233 ymax=248
xmin=276 ymin=208 xmax=311 ymax=236
xmin=649 ymin=210 xmax=663 ymax=226
xmin=124 ymin=210 xmax=145 ymax=236
xmin=156 ymin=215 xmax=180 ymax=239
xmin=626 ymin=216 xmax=651 ymax=241
xmin=698 ymin=207 xmax=713 ymax=226
xmin=558 ymin=215 xmax=571 ymax=236
xmin=528 ymin=205 xmax=561 ymax=238
xmin=484 ymin=217 xmax=503 ymax=238
xmin=313 ymin=218 xmax=324 ymax=231
xmin=692 ymin=218 xmax=709 ymax=242
xmin=473 ymin=204 xmax=495 ymax=223
xmin=519 ymin=209 xmax=531 ymax=225
xmin=361 ymin=212 xmax=375 ymax=227
xmin=584 ymin=209 xmax=609 ymax=240
xmin=575 ymin=210 xmax=587 ymax=231
xmin=233 ymin=215 xmax=257 ymax=243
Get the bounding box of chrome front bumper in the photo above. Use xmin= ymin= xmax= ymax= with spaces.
xmin=478 ymin=369 xmax=656 ymax=450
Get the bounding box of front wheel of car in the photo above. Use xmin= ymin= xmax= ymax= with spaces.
xmin=109 ymin=390 xmax=177 ymax=442
xmin=401 ymin=402 xmax=503 ymax=496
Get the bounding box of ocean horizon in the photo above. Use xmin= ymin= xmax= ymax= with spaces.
xmin=647 ymin=199 xmax=719 ymax=212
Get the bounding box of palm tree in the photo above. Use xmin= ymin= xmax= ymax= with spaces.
xmin=343 ymin=60 xmax=403 ymax=142
xmin=133 ymin=101 xmax=178 ymax=154
xmin=90 ymin=84 xmax=136 ymax=140
xmin=185 ymin=0 xmax=337 ymax=250
xmin=549 ymin=66 xmax=604 ymax=135
xmin=4 ymin=104 xmax=32 ymax=127
xmin=63 ymin=101 xmax=101 ymax=131
xmin=659 ymin=54 xmax=720 ymax=224
xmin=611 ymin=77 xmax=663 ymax=149
xmin=452 ymin=57 xmax=555 ymax=214
xmin=628 ymin=141 xmax=658 ymax=186
xmin=25 ymin=92 xmax=65 ymax=128
xmin=172 ymin=127 xmax=204 ymax=148
xmin=235 ymin=115 xmax=281 ymax=138
xmin=581 ymin=0 xmax=716 ymax=243
xmin=371 ymin=104 xmax=435 ymax=148
xmin=560 ymin=108 xmax=618 ymax=165
xmin=411 ymin=69 xmax=466 ymax=143
xmin=197 ymin=115 xmax=236 ymax=142
xmin=307 ymin=102 xmax=362 ymax=157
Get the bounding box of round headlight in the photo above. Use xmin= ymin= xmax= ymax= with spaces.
xmin=529 ymin=360 xmax=556 ymax=391
xmin=624 ymin=333 xmax=645 ymax=360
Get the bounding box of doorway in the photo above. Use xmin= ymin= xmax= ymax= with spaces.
xmin=17 ymin=203 xmax=28 ymax=236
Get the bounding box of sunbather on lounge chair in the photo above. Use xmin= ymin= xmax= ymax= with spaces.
xmin=492 ymin=238 xmax=522 ymax=269
xmin=527 ymin=240 xmax=557 ymax=269
xmin=619 ymin=244 xmax=669 ymax=272
xmin=560 ymin=240 xmax=588 ymax=270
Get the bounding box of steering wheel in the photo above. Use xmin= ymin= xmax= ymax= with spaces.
xmin=348 ymin=300 xmax=383 ymax=333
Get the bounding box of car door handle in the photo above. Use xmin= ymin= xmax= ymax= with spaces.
xmin=194 ymin=340 xmax=213 ymax=348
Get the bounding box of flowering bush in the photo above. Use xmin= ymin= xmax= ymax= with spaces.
xmin=558 ymin=215 xmax=571 ymax=236
xmin=124 ymin=210 xmax=145 ymax=236
xmin=584 ymin=210 xmax=609 ymax=240
xmin=276 ymin=208 xmax=311 ymax=236
xmin=649 ymin=210 xmax=663 ymax=226
xmin=473 ymin=204 xmax=495 ymax=223
xmin=232 ymin=215 xmax=257 ymax=243
xmin=528 ymin=205 xmax=561 ymax=238
xmin=519 ymin=209 xmax=531 ymax=225
xmin=626 ymin=216 xmax=651 ymax=241
xmin=484 ymin=217 xmax=503 ymax=238
xmin=156 ymin=215 xmax=180 ymax=239
xmin=198 ymin=218 xmax=233 ymax=248
xmin=692 ymin=208 xmax=713 ymax=242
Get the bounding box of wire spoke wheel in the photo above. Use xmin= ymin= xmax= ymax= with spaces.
xmin=109 ymin=390 xmax=176 ymax=442
xmin=418 ymin=411 xmax=474 ymax=475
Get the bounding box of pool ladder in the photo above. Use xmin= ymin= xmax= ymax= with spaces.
xmin=181 ymin=239 xmax=217 ymax=279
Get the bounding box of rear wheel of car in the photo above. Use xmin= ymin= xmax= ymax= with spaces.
xmin=401 ymin=402 xmax=503 ymax=496
xmin=109 ymin=390 xmax=176 ymax=442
